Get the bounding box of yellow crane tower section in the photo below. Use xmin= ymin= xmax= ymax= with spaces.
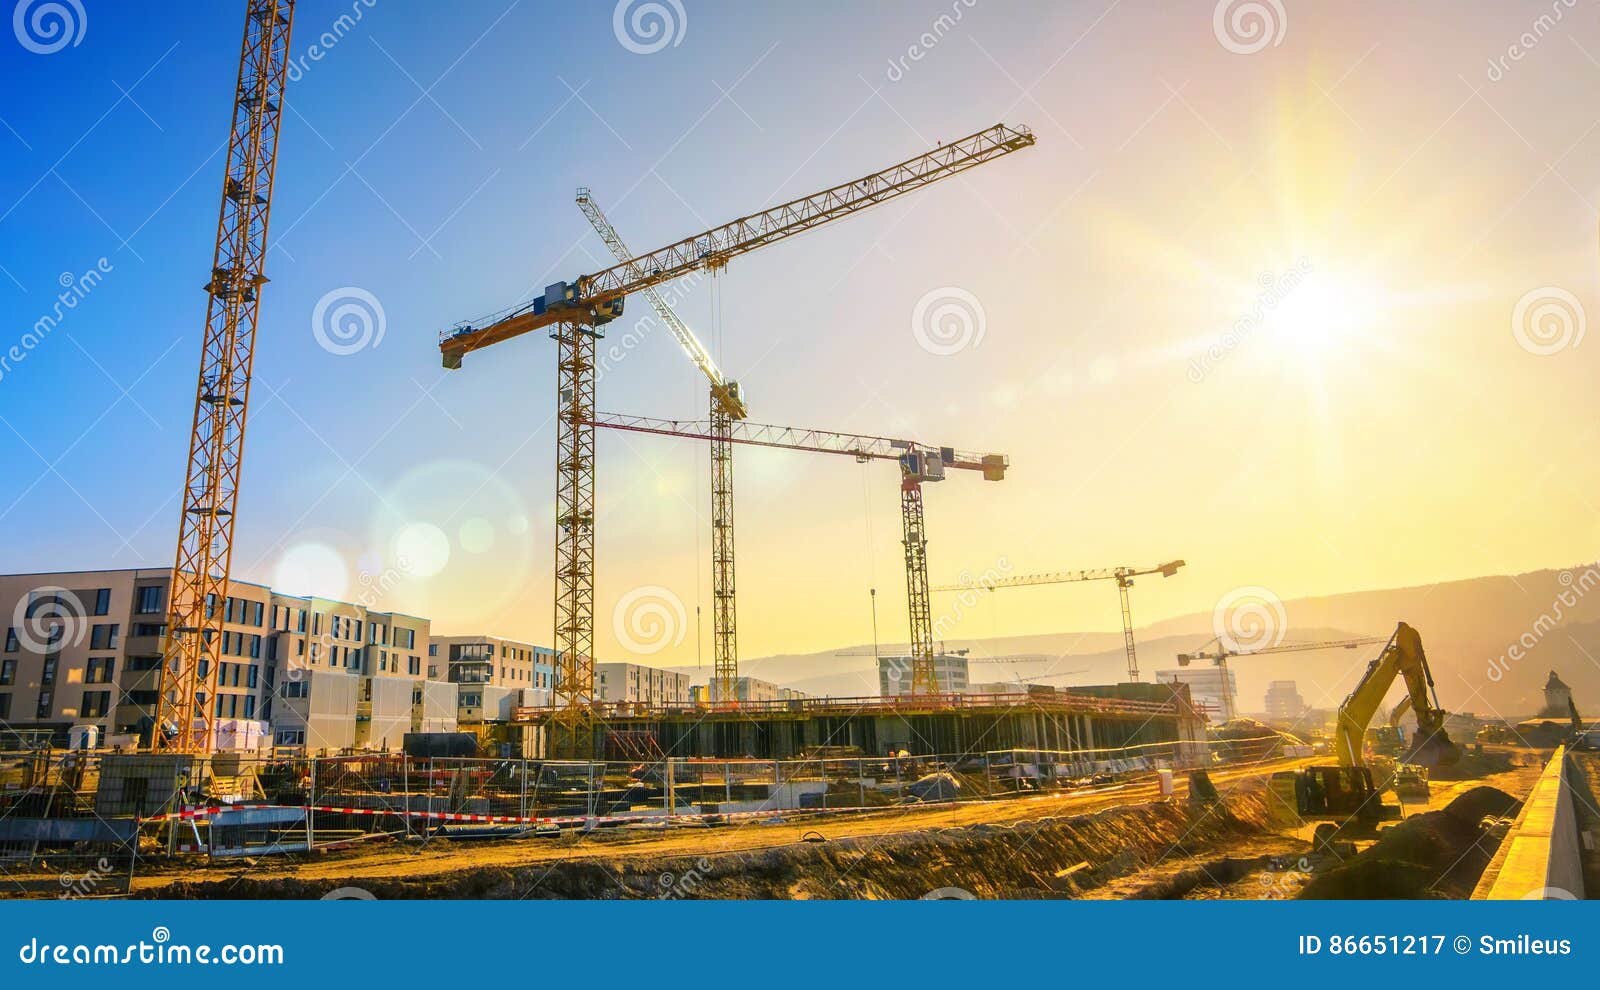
xmin=151 ymin=0 xmax=296 ymax=754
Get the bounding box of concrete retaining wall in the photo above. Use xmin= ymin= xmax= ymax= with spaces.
xmin=1474 ymin=746 xmax=1585 ymax=900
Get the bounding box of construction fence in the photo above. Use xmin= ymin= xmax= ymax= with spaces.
xmin=0 ymin=733 xmax=1293 ymax=885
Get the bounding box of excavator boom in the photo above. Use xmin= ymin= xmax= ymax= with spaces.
xmin=1334 ymin=622 xmax=1459 ymax=768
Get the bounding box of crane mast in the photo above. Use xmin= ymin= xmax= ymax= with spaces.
xmin=575 ymin=189 xmax=745 ymax=705
xmin=443 ymin=125 xmax=1033 ymax=750
xmin=151 ymin=0 xmax=295 ymax=754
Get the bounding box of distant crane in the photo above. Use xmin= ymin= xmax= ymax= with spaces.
xmin=931 ymin=561 xmax=1186 ymax=684
xmin=442 ymin=124 xmax=1034 ymax=752
xmin=586 ymin=412 xmax=1007 ymax=696
xmin=1175 ymin=634 xmax=1387 ymax=720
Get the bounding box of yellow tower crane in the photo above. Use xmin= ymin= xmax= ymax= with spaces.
xmin=441 ymin=124 xmax=1034 ymax=751
xmin=573 ymin=188 xmax=746 ymax=705
xmin=151 ymin=0 xmax=296 ymax=753
xmin=584 ymin=412 xmax=1007 ymax=696
xmin=932 ymin=561 xmax=1186 ymax=685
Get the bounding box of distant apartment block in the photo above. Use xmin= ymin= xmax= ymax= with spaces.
xmin=1156 ymin=665 xmax=1238 ymax=721
xmin=0 ymin=568 xmax=456 ymax=752
xmin=431 ymin=634 xmax=556 ymax=722
xmin=596 ymin=661 xmax=692 ymax=705
xmin=877 ymin=653 xmax=969 ymax=697
xmin=706 ymin=674 xmax=810 ymax=705
xmin=1263 ymin=679 xmax=1306 ymax=722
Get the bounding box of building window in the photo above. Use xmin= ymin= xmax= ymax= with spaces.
xmin=247 ymin=665 xmax=259 ymax=689
xmin=126 ymin=655 xmax=162 ymax=672
xmin=428 ymin=644 xmax=437 ymax=657
xmin=3 ymin=628 xmax=15 ymax=652
xmin=93 ymin=588 xmax=111 ymax=616
xmin=41 ymin=656 xmax=57 ymax=685
xmin=0 ymin=659 xmax=12 ymax=685
xmin=281 ymin=681 xmax=308 ymax=699
xmin=132 ymin=622 xmax=165 ymax=637
xmin=275 ymin=728 xmax=305 ymax=746
xmin=0 ymin=694 xmax=9 ymax=719
xmin=136 ymin=585 xmax=163 ymax=614
xmin=244 ymin=695 xmax=256 ymax=719
xmin=89 ymin=624 xmax=119 ymax=650
xmin=35 ymin=690 xmax=52 ymax=719
xmin=81 ymin=690 xmax=111 ymax=718
xmin=86 ymin=657 xmax=115 ymax=684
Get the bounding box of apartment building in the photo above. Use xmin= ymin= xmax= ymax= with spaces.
xmin=0 ymin=568 xmax=455 ymax=752
xmin=705 ymin=674 xmax=808 ymax=705
xmin=877 ymin=653 xmax=969 ymax=698
xmin=266 ymin=592 xmax=451 ymax=750
xmin=431 ymin=634 xmax=556 ymax=722
xmin=595 ymin=661 xmax=692 ymax=706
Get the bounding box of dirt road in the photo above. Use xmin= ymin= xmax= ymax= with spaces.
xmin=126 ymin=756 xmax=1317 ymax=898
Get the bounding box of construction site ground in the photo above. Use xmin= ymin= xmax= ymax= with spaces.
xmin=116 ymin=747 xmax=1550 ymax=899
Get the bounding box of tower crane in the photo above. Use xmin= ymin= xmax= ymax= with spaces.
xmin=931 ymin=561 xmax=1186 ymax=684
xmin=574 ymin=188 xmax=746 ymax=705
xmin=441 ymin=124 xmax=1034 ymax=751
xmin=584 ymin=412 xmax=1007 ymax=696
xmin=1176 ymin=634 xmax=1387 ymax=720
xmin=151 ymin=0 xmax=296 ymax=753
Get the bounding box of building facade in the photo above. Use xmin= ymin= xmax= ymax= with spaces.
xmin=877 ymin=653 xmax=969 ymax=697
xmin=430 ymin=634 xmax=556 ymax=722
xmin=0 ymin=568 xmax=456 ymax=752
xmin=596 ymin=661 xmax=692 ymax=705
xmin=1155 ymin=665 xmax=1238 ymax=721
xmin=1263 ymin=680 xmax=1306 ymax=722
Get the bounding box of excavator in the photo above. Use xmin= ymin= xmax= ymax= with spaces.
xmin=1269 ymin=622 xmax=1461 ymax=850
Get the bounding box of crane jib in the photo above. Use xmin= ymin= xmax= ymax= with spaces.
xmin=440 ymin=123 xmax=1034 ymax=365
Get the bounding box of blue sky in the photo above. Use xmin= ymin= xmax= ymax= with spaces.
xmin=2 ymin=1 xmax=1598 ymax=666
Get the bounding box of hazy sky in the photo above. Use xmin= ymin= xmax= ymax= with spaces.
xmin=2 ymin=1 xmax=1597 ymax=672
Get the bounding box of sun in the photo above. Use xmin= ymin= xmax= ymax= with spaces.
xmin=1268 ymin=270 xmax=1383 ymax=360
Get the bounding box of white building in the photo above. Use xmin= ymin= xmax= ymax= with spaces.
xmin=878 ymin=653 xmax=969 ymax=697
xmin=1155 ymin=665 xmax=1238 ymax=721
xmin=596 ymin=662 xmax=692 ymax=705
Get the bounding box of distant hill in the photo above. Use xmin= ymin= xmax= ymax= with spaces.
xmin=668 ymin=564 xmax=1600 ymax=721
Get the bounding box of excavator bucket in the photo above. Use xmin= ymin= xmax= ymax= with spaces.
xmin=1405 ymin=725 xmax=1460 ymax=768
